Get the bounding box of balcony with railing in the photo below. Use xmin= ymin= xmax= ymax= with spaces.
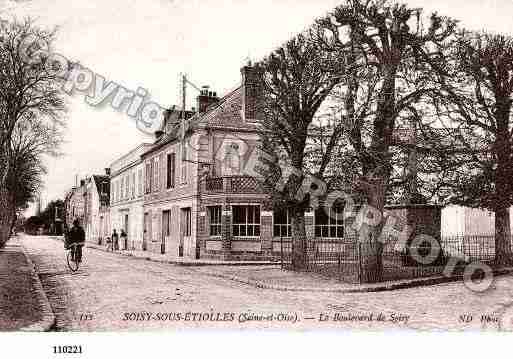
xmin=200 ymin=176 xmax=265 ymax=195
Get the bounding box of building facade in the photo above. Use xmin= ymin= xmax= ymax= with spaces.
xmin=84 ymin=174 xmax=110 ymax=245
xmin=64 ymin=174 xmax=110 ymax=243
xmin=62 ymin=66 xmax=367 ymax=261
xmin=63 ymin=180 xmax=86 ymax=229
xmin=109 ymin=144 xmax=152 ymax=250
xmin=138 ymin=65 xmax=362 ymax=260
xmin=140 ymin=65 xmax=278 ymax=260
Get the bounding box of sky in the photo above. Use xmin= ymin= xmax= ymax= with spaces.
xmin=1 ymin=0 xmax=513 ymax=215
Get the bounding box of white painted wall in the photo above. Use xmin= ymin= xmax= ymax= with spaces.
xmin=441 ymin=205 xmax=465 ymax=237
xmin=441 ymin=205 xmax=513 ymax=236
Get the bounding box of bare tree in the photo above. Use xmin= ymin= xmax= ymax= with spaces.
xmin=432 ymin=31 xmax=513 ymax=265
xmin=0 ymin=18 xmax=66 ymax=246
xmin=255 ymin=28 xmax=345 ymax=270
xmin=317 ymin=0 xmax=456 ymax=281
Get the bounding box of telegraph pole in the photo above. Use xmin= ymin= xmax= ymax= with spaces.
xmin=181 ymin=73 xmax=187 ymax=161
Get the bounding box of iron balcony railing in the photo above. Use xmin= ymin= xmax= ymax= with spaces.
xmin=201 ymin=176 xmax=265 ymax=194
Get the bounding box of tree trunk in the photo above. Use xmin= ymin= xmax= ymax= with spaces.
xmin=358 ymin=69 xmax=396 ymax=283
xmin=291 ymin=207 xmax=308 ymax=271
xmin=494 ymin=106 xmax=513 ymax=266
xmin=0 ymin=190 xmax=15 ymax=248
xmin=495 ymin=205 xmax=513 ymax=266
xmin=358 ymin=180 xmax=385 ymax=283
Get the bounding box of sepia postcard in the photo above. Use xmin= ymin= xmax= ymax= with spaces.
xmin=1 ymin=0 xmax=513 ymax=356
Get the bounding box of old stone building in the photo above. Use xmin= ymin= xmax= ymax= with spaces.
xmin=140 ymin=65 xmax=275 ymax=259
xmin=138 ymin=65 xmax=363 ymax=260
xmin=109 ymin=143 xmax=152 ymax=250
xmin=63 ymin=174 xmax=110 ymax=243
xmin=63 ymin=180 xmax=86 ymax=230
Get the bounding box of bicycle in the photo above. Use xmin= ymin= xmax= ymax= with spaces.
xmin=66 ymin=243 xmax=84 ymax=272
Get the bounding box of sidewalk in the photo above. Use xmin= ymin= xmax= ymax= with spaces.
xmin=0 ymin=237 xmax=55 ymax=331
xmin=47 ymin=237 xmax=278 ymax=266
xmin=195 ymin=263 xmax=513 ymax=293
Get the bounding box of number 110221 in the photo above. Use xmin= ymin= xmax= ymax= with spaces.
xmin=53 ymin=345 xmax=83 ymax=354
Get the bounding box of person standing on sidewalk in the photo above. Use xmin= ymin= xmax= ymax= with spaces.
xmin=120 ymin=229 xmax=128 ymax=250
xmin=111 ymin=229 xmax=119 ymax=251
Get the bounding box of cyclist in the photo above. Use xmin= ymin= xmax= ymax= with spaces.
xmin=66 ymin=219 xmax=85 ymax=263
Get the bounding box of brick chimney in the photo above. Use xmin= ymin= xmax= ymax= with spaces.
xmin=241 ymin=62 xmax=261 ymax=123
xmin=197 ymin=86 xmax=219 ymax=113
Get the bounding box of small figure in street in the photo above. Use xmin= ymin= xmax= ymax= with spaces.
xmin=66 ymin=218 xmax=85 ymax=263
xmin=111 ymin=229 xmax=119 ymax=251
xmin=120 ymin=229 xmax=128 ymax=250
xmin=105 ymin=236 xmax=112 ymax=251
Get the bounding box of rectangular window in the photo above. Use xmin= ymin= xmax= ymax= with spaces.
xmin=125 ymin=175 xmax=129 ymax=199
xmin=232 ymin=205 xmax=260 ymax=238
xmin=149 ymin=160 xmax=154 ymax=193
xmin=117 ymin=181 xmax=121 ymax=202
xmin=209 ymin=206 xmax=222 ymax=236
xmin=154 ymin=158 xmax=159 ymax=192
xmin=273 ymin=208 xmax=292 ymax=237
xmin=181 ymin=208 xmax=192 ymax=237
xmin=138 ymin=169 xmax=143 ymax=196
xmin=131 ymin=172 xmax=136 ymax=198
xmin=145 ymin=163 xmax=150 ymax=194
xmin=181 ymin=146 xmax=187 ymax=184
xmin=167 ymin=153 xmax=176 ymax=189
xmin=314 ymin=206 xmax=344 ymax=239
xmin=121 ymin=178 xmax=125 ymax=200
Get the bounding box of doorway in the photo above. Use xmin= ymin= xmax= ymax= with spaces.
xmin=143 ymin=212 xmax=149 ymax=251
xmin=180 ymin=208 xmax=191 ymax=257
xmin=162 ymin=210 xmax=170 ymax=254
xmin=124 ymin=214 xmax=129 ymax=250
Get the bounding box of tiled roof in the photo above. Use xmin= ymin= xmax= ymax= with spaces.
xmin=143 ymin=85 xmax=259 ymax=156
xmin=196 ymin=86 xmax=259 ymax=131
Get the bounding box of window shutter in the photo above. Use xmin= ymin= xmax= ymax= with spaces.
xmin=159 ymin=153 xmax=165 ymax=191
xmin=171 ymin=153 xmax=176 ymax=188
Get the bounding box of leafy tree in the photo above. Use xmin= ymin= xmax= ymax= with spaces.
xmin=39 ymin=199 xmax=64 ymax=232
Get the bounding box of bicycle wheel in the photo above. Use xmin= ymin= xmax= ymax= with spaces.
xmin=67 ymin=250 xmax=80 ymax=272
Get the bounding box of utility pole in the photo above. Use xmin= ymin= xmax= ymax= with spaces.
xmin=181 ymin=73 xmax=187 ymax=161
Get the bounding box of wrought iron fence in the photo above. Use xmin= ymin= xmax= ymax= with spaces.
xmin=280 ymin=235 xmax=502 ymax=284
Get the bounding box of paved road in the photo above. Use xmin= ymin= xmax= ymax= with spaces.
xmin=22 ymin=235 xmax=513 ymax=331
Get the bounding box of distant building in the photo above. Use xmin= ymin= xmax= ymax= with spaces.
xmin=64 ymin=173 xmax=110 ymax=244
xmin=64 ymin=180 xmax=87 ymax=229
xmin=441 ymin=205 xmax=513 ymax=237
xmin=84 ymin=173 xmax=111 ymax=245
